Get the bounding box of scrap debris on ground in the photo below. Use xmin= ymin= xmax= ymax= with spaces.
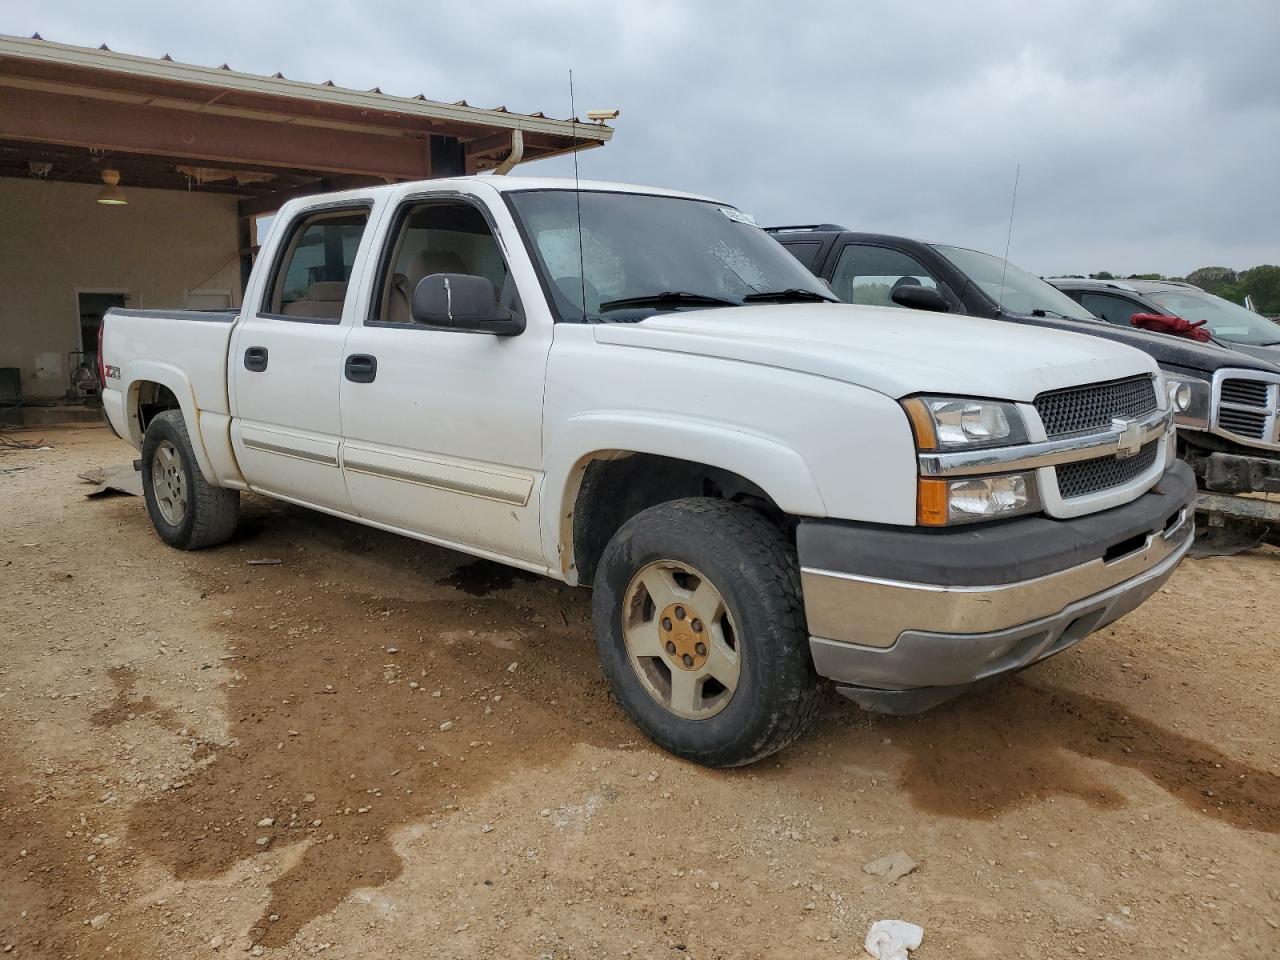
xmin=77 ymin=464 xmax=142 ymax=498
xmin=1 ymin=424 xmax=1277 ymax=960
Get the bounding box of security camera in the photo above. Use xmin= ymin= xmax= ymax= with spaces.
xmin=586 ymin=109 xmax=620 ymax=122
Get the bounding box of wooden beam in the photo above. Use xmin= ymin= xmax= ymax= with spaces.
xmin=0 ymin=167 xmax=257 ymax=195
xmin=0 ymin=87 xmax=434 ymax=180
xmin=464 ymin=131 xmax=515 ymax=158
xmin=236 ymin=174 xmax=392 ymax=218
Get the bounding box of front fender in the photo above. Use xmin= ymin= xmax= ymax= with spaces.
xmin=542 ymin=411 xmax=827 ymax=577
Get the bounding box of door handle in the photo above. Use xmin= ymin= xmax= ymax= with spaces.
xmin=243 ymin=346 xmax=268 ymax=372
xmin=345 ymin=354 xmax=377 ymax=383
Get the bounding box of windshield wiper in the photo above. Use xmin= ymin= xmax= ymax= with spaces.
xmin=741 ymin=288 xmax=838 ymax=304
xmin=598 ymin=291 xmax=740 ymax=312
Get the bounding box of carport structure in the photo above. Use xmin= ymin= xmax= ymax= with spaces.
xmin=0 ymin=33 xmax=611 ymax=403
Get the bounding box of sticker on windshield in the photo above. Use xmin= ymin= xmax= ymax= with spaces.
xmin=719 ymin=207 xmax=757 ymax=225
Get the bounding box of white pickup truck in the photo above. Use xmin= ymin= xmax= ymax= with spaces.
xmin=100 ymin=176 xmax=1196 ymax=766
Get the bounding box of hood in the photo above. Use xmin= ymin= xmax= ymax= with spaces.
xmin=1222 ymin=341 xmax=1280 ymax=366
xmin=1008 ymin=313 xmax=1280 ymax=377
xmin=591 ymin=303 xmax=1157 ymax=401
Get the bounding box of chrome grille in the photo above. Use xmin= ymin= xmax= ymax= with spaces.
xmin=1034 ymin=376 xmax=1157 ymax=438
xmin=1218 ymin=408 xmax=1268 ymax=439
xmin=1220 ymin=378 xmax=1269 ymax=407
xmin=1213 ymin=372 xmax=1280 ymax=449
xmin=1055 ymin=441 xmax=1160 ymax=500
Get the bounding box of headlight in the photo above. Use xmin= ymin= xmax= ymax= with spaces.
xmin=901 ymin=396 xmax=1029 ymax=449
xmin=918 ymin=472 xmax=1040 ymax=526
xmin=1158 ymin=370 xmax=1210 ymax=427
xmin=903 ymin=396 xmax=1039 ymax=525
xmin=1164 ymin=377 xmax=1191 ymax=412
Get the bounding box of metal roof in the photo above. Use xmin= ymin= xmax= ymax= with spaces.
xmin=0 ymin=33 xmax=612 ymax=147
xmin=0 ymin=33 xmax=617 ymax=210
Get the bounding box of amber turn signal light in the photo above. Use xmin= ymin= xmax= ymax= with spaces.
xmin=917 ymin=478 xmax=949 ymax=526
xmin=901 ymin=397 xmax=938 ymax=451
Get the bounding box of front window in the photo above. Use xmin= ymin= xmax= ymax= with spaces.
xmin=1147 ymin=289 xmax=1280 ymax=346
xmin=369 ymin=200 xmax=512 ymax=324
xmin=829 ymin=244 xmax=942 ymax=307
xmin=505 ymin=190 xmax=833 ymax=321
xmin=1078 ymin=292 xmax=1145 ymax=327
xmin=933 ymin=244 xmax=1094 ymax=321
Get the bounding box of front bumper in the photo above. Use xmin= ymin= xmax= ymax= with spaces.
xmin=799 ymin=461 xmax=1196 ymax=713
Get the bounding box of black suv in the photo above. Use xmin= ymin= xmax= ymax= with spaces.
xmin=1047 ymin=277 xmax=1280 ymax=364
xmin=768 ymin=226 xmax=1280 ymax=546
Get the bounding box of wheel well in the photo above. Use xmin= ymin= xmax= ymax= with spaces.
xmin=133 ymin=381 xmax=181 ymax=436
xmin=568 ymin=452 xmax=788 ymax=585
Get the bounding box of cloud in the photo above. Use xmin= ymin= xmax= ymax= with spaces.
xmin=9 ymin=0 xmax=1277 ymax=275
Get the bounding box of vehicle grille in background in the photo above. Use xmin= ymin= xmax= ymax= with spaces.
xmin=1214 ymin=376 xmax=1276 ymax=444
xmin=1220 ymin=378 xmax=1269 ymax=408
xmin=1055 ymin=441 xmax=1160 ymax=500
xmin=1217 ymin=407 xmax=1268 ymax=440
xmin=1034 ymin=376 xmax=1157 ymax=438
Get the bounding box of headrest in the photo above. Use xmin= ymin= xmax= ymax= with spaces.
xmin=408 ymin=250 xmax=467 ymax=279
xmin=305 ymin=281 xmax=348 ymax=301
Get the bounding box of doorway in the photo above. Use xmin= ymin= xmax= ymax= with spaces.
xmin=77 ymin=291 xmax=128 ymax=367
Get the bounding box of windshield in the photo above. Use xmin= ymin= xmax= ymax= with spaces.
xmin=933 ymin=244 xmax=1095 ymax=321
xmin=1147 ymin=289 xmax=1280 ymax=345
xmin=505 ymin=190 xmax=833 ymax=321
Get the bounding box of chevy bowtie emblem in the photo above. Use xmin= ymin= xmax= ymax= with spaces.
xmin=1112 ymin=417 xmax=1143 ymax=459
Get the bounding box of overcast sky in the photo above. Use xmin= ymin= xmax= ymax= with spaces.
xmin=11 ymin=1 xmax=1278 ymax=276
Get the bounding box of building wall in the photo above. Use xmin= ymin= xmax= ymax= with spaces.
xmin=0 ymin=178 xmax=242 ymax=399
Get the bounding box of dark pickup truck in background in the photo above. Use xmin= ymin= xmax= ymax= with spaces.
xmin=1048 ymin=277 xmax=1280 ymax=365
xmin=770 ymin=226 xmax=1280 ymax=550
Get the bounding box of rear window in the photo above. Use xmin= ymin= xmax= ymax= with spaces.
xmin=264 ymin=209 xmax=369 ymax=321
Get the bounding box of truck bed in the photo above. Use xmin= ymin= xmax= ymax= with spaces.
xmin=101 ymin=306 xmax=240 ymax=447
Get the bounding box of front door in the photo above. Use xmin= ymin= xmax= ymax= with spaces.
xmin=230 ymin=204 xmax=373 ymax=511
xmin=339 ymin=192 xmax=550 ymax=566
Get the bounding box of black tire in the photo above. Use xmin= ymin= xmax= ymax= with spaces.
xmin=592 ymin=497 xmax=821 ymax=767
xmin=141 ymin=409 xmax=240 ymax=550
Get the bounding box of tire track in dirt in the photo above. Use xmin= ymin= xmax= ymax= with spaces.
xmin=891 ymin=679 xmax=1280 ymax=832
xmin=119 ymin=524 xmax=624 ymax=948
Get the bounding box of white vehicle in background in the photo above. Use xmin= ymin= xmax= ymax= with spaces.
xmin=99 ymin=177 xmax=1195 ymax=766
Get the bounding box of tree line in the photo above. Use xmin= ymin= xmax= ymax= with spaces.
xmin=1059 ymin=265 xmax=1280 ymax=315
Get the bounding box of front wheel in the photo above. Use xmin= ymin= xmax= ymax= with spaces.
xmin=592 ymin=498 xmax=821 ymax=767
xmin=141 ymin=409 xmax=240 ymax=550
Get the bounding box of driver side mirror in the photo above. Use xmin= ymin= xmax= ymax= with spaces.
xmin=411 ymin=274 xmax=525 ymax=336
xmin=891 ymin=285 xmax=950 ymax=313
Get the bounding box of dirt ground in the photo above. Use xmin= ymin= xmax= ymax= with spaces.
xmin=2 ymin=423 xmax=1278 ymax=960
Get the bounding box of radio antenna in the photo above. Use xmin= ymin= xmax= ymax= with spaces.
xmin=996 ymin=163 xmax=1020 ymax=316
xmin=569 ymin=69 xmax=587 ymax=322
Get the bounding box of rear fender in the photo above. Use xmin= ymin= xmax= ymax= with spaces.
xmin=125 ymin=361 xmax=217 ymax=485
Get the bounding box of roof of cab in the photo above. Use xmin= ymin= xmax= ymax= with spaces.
xmin=291 ymin=176 xmax=722 ymax=209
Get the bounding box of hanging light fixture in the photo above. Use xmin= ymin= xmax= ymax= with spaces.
xmin=97 ymin=168 xmax=127 ymax=205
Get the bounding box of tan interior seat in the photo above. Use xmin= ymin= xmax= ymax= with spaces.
xmin=281 ymin=280 xmax=347 ymax=319
xmin=389 ymin=250 xmax=469 ymax=322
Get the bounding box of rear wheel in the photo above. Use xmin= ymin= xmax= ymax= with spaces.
xmin=592 ymin=498 xmax=821 ymax=767
xmin=141 ymin=409 xmax=239 ymax=550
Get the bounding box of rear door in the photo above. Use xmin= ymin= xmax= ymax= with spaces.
xmin=338 ymin=187 xmax=550 ymax=565
xmin=229 ymin=202 xmax=376 ymax=511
